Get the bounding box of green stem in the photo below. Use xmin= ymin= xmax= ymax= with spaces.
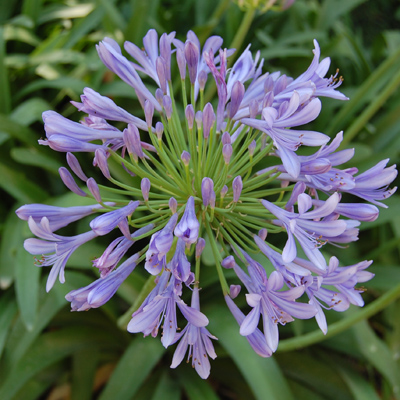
xmin=117 ymin=275 xmax=157 ymax=329
xmin=341 ymin=66 xmax=400 ymax=146
xmin=227 ymin=8 xmax=256 ymax=67
xmin=327 ymin=46 xmax=400 ymax=137
xmin=205 ymin=218 xmax=229 ymax=294
xmin=204 ymin=7 xmax=256 ymax=103
xmin=278 ymin=282 xmax=400 ymax=352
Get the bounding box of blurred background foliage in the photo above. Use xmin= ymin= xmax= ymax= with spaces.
xmin=0 ymin=0 xmax=400 ymax=399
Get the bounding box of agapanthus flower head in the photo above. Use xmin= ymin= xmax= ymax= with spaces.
xmin=17 ymin=28 xmax=397 ymax=379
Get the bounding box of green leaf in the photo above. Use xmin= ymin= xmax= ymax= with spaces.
xmin=352 ymin=319 xmax=400 ymax=398
xmin=22 ymin=0 xmax=43 ymax=25
xmin=0 ymin=114 xmax=38 ymax=145
xmin=97 ymin=0 xmax=126 ymax=31
xmin=1 ymin=272 xmax=92 ymax=371
xmin=62 ymin=6 xmax=106 ymax=49
xmin=207 ymin=303 xmax=294 ymax=400
xmin=125 ymin=0 xmax=161 ymax=44
xmin=335 ymin=362 xmax=381 ymax=400
xmin=178 ymin=367 xmax=220 ymax=400
xmin=10 ymin=98 xmax=51 ymax=126
xmin=0 ymin=162 xmax=47 ymax=203
xmin=37 ymin=3 xmax=95 ymax=24
xmin=0 ymin=291 xmax=18 ymax=358
xmin=10 ymin=147 xmax=61 ymax=174
xmin=0 ymin=27 xmax=11 ymax=114
xmin=0 ymin=211 xmax=27 ymax=289
xmin=317 ymin=0 xmax=368 ymax=30
xmin=71 ymin=349 xmax=99 ymax=400
xmin=16 ymin=77 xmax=87 ymax=100
xmin=15 ymin=246 xmax=41 ymax=331
xmin=98 ymin=336 xmax=165 ymax=400
xmin=4 ymin=24 xmax=40 ymax=46
xmin=0 ymin=326 xmax=116 ymax=400
xmin=150 ymin=371 xmax=181 ymax=400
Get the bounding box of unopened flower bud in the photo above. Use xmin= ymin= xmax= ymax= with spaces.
xmin=155 ymin=122 xmax=164 ymax=140
xmin=160 ymin=33 xmax=172 ymax=81
xmin=195 ymin=238 xmax=206 ymax=258
xmin=264 ymin=75 xmax=274 ymax=93
xmin=223 ymin=144 xmax=233 ymax=164
xmin=249 ymin=100 xmax=259 ymax=119
xmin=59 ymin=167 xmax=87 ymax=197
xmin=228 ymin=81 xmax=245 ymax=119
xmin=141 ymin=178 xmax=151 ymax=201
xmin=232 ymin=176 xmax=243 ymax=202
xmin=221 ymin=131 xmax=231 ymax=145
xmin=176 ymin=48 xmax=186 ymax=80
xmin=248 ymin=140 xmax=256 ymax=156
xmin=181 ymin=151 xmax=191 ymax=166
xmin=118 ymin=218 xmax=132 ymax=240
xmin=258 ymin=228 xmax=268 ymax=241
xmin=123 ymin=124 xmax=144 ymax=160
xmin=198 ymin=70 xmax=208 ymax=91
xmin=163 ymin=95 xmax=173 ymax=119
xmin=87 ymin=177 xmax=102 ymax=203
xmin=195 ymin=111 xmax=203 ymax=129
xmin=66 ymin=152 xmax=88 ymax=181
xmin=185 ymin=40 xmax=199 ymax=84
xmin=220 ymin=185 xmax=228 ymax=199
xmin=144 ymin=100 xmax=154 ymax=129
xmin=169 ymin=197 xmax=177 ymax=213
xmin=273 ymin=74 xmax=287 ymax=95
xmin=221 ymin=255 xmax=236 ymax=269
xmin=201 ymin=177 xmax=215 ymax=207
xmin=94 ymin=148 xmax=111 ymax=179
xmin=156 ymin=56 xmax=167 ymax=94
xmin=155 ymin=88 xmax=164 ymax=105
xmin=185 ymin=104 xmax=195 ymax=129
xmin=263 ymin=91 xmax=274 ymax=108
xmin=202 ymin=103 xmax=215 ymax=139
xmin=209 ymin=191 xmax=216 ymax=209
xmin=230 ymin=284 xmax=241 ymax=299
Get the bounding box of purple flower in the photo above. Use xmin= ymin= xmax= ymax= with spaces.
xmin=39 ymin=134 xmax=106 ymax=153
xmin=173 ymin=30 xmax=225 ymax=99
xmin=227 ymin=45 xmax=263 ymax=100
xmin=66 ymin=254 xmax=139 ymax=311
xmin=174 ymin=196 xmax=199 ymax=245
xmin=262 ymin=192 xmax=347 ymax=270
xmin=96 ymin=37 xmax=161 ymax=111
xmin=242 ymin=91 xmax=328 ymax=177
xmin=16 ymin=203 xmax=111 ymax=232
xmin=145 ymin=214 xmax=178 ymax=275
xmin=90 ymin=201 xmax=139 ymax=236
xmin=127 ymin=273 xmax=208 ymax=348
xmin=124 ymin=30 xmax=175 ymax=87
xmin=168 ymin=238 xmax=193 ymax=283
xmin=24 ymin=217 xmax=98 ymax=291
xmin=93 ymin=224 xmax=154 ymax=277
xmin=224 ymin=253 xmax=316 ymax=352
xmin=341 ymin=159 xmax=397 ymax=207
xmin=170 ymin=288 xmax=217 ymax=379
xmin=43 ymin=110 xmax=121 ymax=141
xmin=71 ymin=87 xmax=148 ymax=130
xmin=225 ymin=295 xmax=273 ymax=357
xmin=303 ymin=256 xmax=374 ymax=333
xmin=285 ymin=40 xmax=348 ymax=101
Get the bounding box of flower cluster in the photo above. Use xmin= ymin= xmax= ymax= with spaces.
xmin=16 ymin=29 xmax=397 ymax=379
